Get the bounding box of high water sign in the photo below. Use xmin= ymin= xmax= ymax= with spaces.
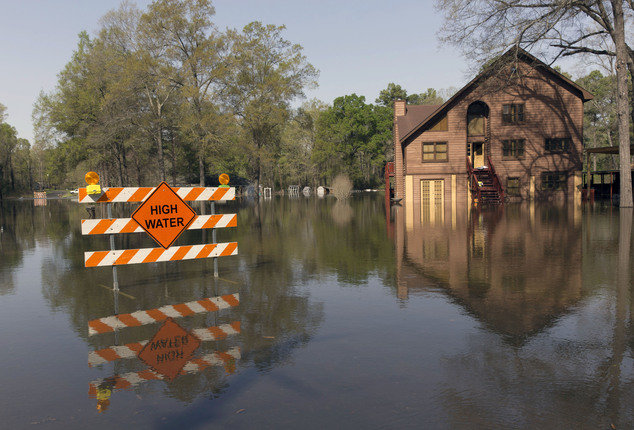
xmin=131 ymin=181 xmax=197 ymax=249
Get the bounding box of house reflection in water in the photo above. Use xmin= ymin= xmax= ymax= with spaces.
xmin=393 ymin=200 xmax=582 ymax=344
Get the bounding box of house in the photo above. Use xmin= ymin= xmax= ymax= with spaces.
xmin=393 ymin=48 xmax=593 ymax=212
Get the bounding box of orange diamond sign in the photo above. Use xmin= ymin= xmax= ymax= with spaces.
xmin=138 ymin=318 xmax=201 ymax=380
xmin=131 ymin=181 xmax=196 ymax=249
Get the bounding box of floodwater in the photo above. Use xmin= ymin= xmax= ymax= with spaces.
xmin=0 ymin=195 xmax=632 ymax=429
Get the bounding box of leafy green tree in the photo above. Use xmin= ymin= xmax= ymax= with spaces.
xmin=376 ymin=83 xmax=408 ymax=107
xmin=277 ymin=99 xmax=327 ymax=188
xmin=314 ymin=94 xmax=391 ymax=188
xmin=141 ymin=0 xmax=228 ymax=186
xmin=407 ymin=88 xmax=444 ymax=105
xmin=224 ymin=22 xmax=318 ymax=192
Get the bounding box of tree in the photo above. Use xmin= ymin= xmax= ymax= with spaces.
xmin=407 ymin=88 xmax=444 ymax=105
xmin=376 ymin=83 xmax=408 ymax=107
xmin=278 ymin=99 xmax=327 ymax=188
xmin=224 ymin=22 xmax=318 ymax=193
xmin=140 ymin=0 xmax=228 ymax=186
xmin=314 ymin=94 xmax=392 ymax=188
xmin=376 ymin=83 xmax=446 ymax=107
xmin=436 ymin=0 xmax=634 ymax=206
xmin=577 ymin=70 xmax=619 ymax=170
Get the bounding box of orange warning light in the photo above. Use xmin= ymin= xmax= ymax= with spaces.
xmin=85 ymin=171 xmax=100 ymax=185
xmin=219 ymin=173 xmax=230 ymax=186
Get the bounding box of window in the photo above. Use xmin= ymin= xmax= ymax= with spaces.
xmin=541 ymin=172 xmax=567 ymax=190
xmin=429 ymin=115 xmax=448 ymax=132
xmin=502 ymin=139 xmax=525 ymax=159
xmin=506 ymin=177 xmax=521 ymax=196
xmin=422 ymin=142 xmax=448 ymax=162
xmin=502 ymin=103 xmax=525 ymax=124
xmin=545 ymin=138 xmax=571 ymax=153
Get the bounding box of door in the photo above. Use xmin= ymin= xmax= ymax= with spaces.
xmin=421 ymin=179 xmax=445 ymax=224
xmin=472 ymin=142 xmax=485 ymax=168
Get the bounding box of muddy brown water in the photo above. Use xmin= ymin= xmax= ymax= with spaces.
xmin=0 ymin=196 xmax=632 ymax=429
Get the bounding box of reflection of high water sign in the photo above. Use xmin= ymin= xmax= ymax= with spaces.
xmin=131 ymin=182 xmax=196 ymax=249
xmin=138 ymin=318 xmax=201 ymax=380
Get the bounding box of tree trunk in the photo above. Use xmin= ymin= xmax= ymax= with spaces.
xmin=157 ymin=126 xmax=165 ymax=182
xmin=611 ymin=0 xmax=632 ymax=207
xmin=199 ymin=153 xmax=205 ymax=186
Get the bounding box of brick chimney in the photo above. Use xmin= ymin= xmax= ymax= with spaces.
xmin=393 ymin=100 xmax=406 ymax=200
xmin=394 ymin=99 xmax=406 ymax=117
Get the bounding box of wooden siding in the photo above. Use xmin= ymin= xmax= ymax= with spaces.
xmin=399 ymin=62 xmax=585 ymax=201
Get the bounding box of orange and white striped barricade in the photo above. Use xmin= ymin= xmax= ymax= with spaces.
xmin=88 ymin=293 xmax=240 ymax=336
xmin=89 ymin=321 xmax=241 ymax=366
xmin=88 ymin=347 xmax=240 ymax=395
xmin=81 ymin=214 xmax=237 ymax=235
xmin=84 ymin=242 xmax=238 ymax=267
xmin=34 ymin=191 xmax=47 ymax=206
xmin=78 ymin=181 xmax=238 ymax=289
xmin=78 ymin=186 xmax=235 ymax=204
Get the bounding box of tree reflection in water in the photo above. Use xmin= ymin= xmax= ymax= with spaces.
xmin=14 ymin=195 xmax=394 ymax=407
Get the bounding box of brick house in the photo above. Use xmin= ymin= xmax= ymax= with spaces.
xmin=393 ymin=48 xmax=593 ymax=214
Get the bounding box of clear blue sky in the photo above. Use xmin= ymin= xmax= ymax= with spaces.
xmin=0 ymin=0 xmax=491 ymax=142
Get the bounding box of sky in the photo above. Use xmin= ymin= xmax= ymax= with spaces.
xmin=0 ymin=0 xmax=575 ymax=142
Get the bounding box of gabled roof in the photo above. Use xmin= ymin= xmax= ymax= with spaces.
xmin=396 ymin=104 xmax=441 ymax=141
xmin=399 ymin=47 xmax=593 ymax=144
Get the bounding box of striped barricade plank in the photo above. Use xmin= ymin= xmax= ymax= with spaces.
xmin=84 ymin=242 xmax=238 ymax=267
xmin=88 ymin=347 xmax=240 ymax=395
xmin=88 ymin=293 xmax=240 ymax=336
xmin=88 ymin=321 xmax=241 ymax=366
xmin=81 ymin=214 xmax=237 ymax=235
xmin=78 ymin=186 xmax=235 ymax=203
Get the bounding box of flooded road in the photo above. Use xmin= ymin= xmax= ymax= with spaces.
xmin=0 ymin=196 xmax=632 ymax=428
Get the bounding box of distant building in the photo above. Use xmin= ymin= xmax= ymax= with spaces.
xmin=393 ymin=48 xmax=593 ymax=209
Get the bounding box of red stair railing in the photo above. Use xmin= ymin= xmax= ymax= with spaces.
xmin=486 ymin=155 xmax=504 ymax=201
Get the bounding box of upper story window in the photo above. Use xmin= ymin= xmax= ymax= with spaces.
xmin=502 ymin=139 xmax=525 ymax=159
xmin=429 ymin=115 xmax=448 ymax=132
xmin=467 ymin=102 xmax=488 ymax=136
xmin=502 ymin=104 xmax=525 ymax=124
xmin=545 ymin=138 xmax=571 ymax=153
xmin=422 ymin=142 xmax=448 ymax=162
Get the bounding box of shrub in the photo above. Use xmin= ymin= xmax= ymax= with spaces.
xmin=331 ymin=174 xmax=352 ymax=200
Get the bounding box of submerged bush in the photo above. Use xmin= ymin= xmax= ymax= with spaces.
xmin=332 ymin=174 xmax=352 ymax=200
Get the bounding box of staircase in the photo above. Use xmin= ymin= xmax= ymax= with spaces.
xmin=472 ymin=168 xmax=502 ymax=204
xmin=467 ymin=156 xmax=504 ymax=205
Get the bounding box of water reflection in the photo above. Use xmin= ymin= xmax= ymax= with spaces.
xmin=393 ymin=202 xmax=633 ymax=428
xmin=394 ymin=203 xmax=583 ymax=344
xmin=1 ymin=196 xmax=632 ymax=427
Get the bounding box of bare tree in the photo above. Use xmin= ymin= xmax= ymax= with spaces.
xmin=436 ymin=0 xmax=633 ymax=206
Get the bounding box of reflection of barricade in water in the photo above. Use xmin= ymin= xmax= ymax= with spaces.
xmin=88 ymin=347 xmax=241 ymax=395
xmin=89 ymin=321 xmax=241 ymax=366
xmin=87 ymin=293 xmax=239 ymax=335
xmin=87 ymin=291 xmax=241 ymax=411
